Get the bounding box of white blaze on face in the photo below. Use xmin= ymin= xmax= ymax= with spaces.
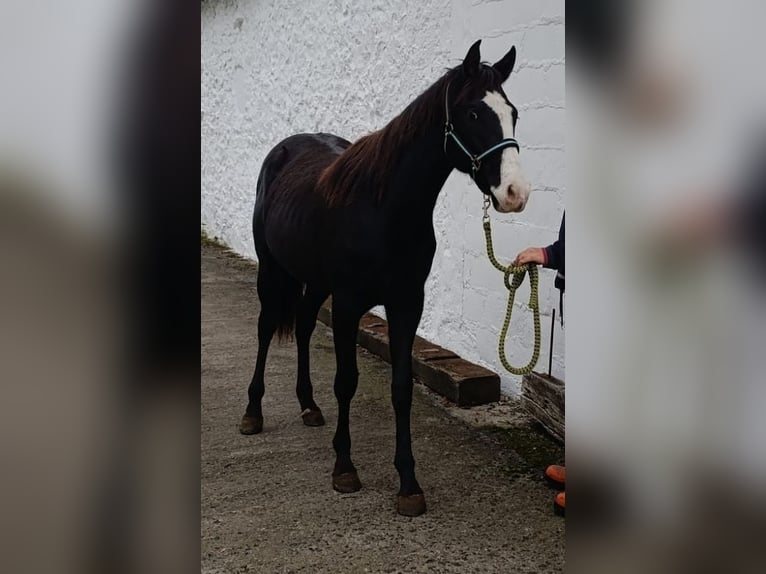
xmin=481 ymin=91 xmax=530 ymax=213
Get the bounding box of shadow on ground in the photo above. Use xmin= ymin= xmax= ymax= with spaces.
xmin=202 ymin=244 xmax=564 ymax=573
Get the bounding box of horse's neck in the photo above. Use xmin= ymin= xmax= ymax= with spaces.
xmin=385 ymin=127 xmax=454 ymax=223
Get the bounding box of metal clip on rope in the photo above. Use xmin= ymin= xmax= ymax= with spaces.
xmin=481 ymin=196 xmax=541 ymax=376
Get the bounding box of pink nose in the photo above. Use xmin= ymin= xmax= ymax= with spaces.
xmin=507 ymin=185 xmax=527 ymax=212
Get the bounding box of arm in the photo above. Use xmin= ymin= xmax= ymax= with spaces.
xmin=514 ymin=214 xmax=565 ymax=273
xmin=544 ymin=215 xmax=565 ymax=272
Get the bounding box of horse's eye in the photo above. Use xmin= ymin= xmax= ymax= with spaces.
xmin=469 ymin=110 xmax=478 ymax=121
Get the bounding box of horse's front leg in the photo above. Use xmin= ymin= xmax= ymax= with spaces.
xmin=386 ymin=293 xmax=426 ymax=516
xmin=330 ymin=297 xmax=363 ymax=493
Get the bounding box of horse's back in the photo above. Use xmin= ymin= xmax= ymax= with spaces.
xmin=255 ymin=133 xmax=349 ymax=200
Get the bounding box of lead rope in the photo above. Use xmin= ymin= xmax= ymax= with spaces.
xmin=481 ymin=196 xmax=541 ymax=375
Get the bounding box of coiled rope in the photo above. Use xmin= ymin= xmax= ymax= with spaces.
xmin=481 ymin=197 xmax=541 ymax=375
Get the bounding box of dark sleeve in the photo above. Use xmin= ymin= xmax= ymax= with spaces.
xmin=543 ymin=213 xmax=565 ymax=274
xmin=734 ymin=174 xmax=766 ymax=276
xmin=728 ymin=132 xmax=765 ymax=276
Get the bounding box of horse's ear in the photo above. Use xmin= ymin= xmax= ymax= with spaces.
xmin=493 ymin=45 xmax=516 ymax=82
xmin=463 ymin=40 xmax=482 ymax=77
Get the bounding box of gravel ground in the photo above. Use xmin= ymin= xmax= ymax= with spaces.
xmin=202 ymin=243 xmax=564 ymax=573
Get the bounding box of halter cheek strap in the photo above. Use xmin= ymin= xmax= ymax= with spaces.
xmin=443 ymin=81 xmax=520 ymax=180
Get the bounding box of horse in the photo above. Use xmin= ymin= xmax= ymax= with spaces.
xmin=239 ymin=40 xmax=530 ymax=516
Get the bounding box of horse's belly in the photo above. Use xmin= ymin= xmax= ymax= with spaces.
xmin=265 ymin=223 xmax=325 ymax=285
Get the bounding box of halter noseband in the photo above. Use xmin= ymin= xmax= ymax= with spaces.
xmin=443 ymin=81 xmax=520 ymax=180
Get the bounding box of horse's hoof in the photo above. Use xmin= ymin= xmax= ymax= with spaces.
xmin=301 ymin=409 xmax=325 ymax=427
xmin=396 ymin=493 xmax=427 ymax=517
xmin=239 ymin=415 xmax=263 ymax=435
xmin=332 ymin=472 xmax=362 ymax=493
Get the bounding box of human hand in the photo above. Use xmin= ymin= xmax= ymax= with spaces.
xmin=514 ymin=247 xmax=546 ymax=266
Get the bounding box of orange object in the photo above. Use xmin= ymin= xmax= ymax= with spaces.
xmin=545 ymin=464 xmax=566 ymax=486
xmin=554 ymin=491 xmax=565 ymax=516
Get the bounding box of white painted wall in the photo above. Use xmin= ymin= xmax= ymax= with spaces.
xmin=202 ymin=0 xmax=564 ymax=394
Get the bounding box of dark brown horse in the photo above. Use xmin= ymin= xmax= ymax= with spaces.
xmin=240 ymin=40 xmax=529 ymax=516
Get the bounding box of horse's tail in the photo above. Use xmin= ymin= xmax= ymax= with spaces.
xmin=259 ymin=258 xmax=302 ymax=342
xmin=253 ymin=142 xmax=301 ymax=342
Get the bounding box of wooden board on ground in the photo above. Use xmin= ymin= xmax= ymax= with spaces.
xmin=521 ymin=372 xmax=564 ymax=443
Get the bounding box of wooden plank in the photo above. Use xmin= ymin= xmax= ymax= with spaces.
xmin=412 ymin=357 xmax=500 ymax=406
xmin=521 ymin=372 xmax=565 ymax=442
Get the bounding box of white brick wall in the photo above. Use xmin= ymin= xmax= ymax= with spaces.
xmin=202 ymin=0 xmax=565 ymax=395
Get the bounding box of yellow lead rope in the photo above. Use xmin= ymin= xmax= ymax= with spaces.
xmin=481 ymin=200 xmax=541 ymax=375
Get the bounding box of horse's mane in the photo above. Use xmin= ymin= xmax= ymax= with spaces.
xmin=319 ymin=64 xmax=501 ymax=206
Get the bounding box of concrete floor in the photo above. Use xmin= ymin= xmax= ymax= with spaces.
xmin=202 ymin=244 xmax=565 ymax=573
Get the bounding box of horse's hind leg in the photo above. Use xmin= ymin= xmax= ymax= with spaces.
xmin=239 ymin=306 xmax=277 ymax=434
xmin=295 ymin=287 xmax=329 ymax=426
xmin=240 ymin=258 xmax=299 ymax=435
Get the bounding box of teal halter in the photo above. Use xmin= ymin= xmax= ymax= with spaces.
xmin=443 ymin=81 xmax=520 ymax=180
